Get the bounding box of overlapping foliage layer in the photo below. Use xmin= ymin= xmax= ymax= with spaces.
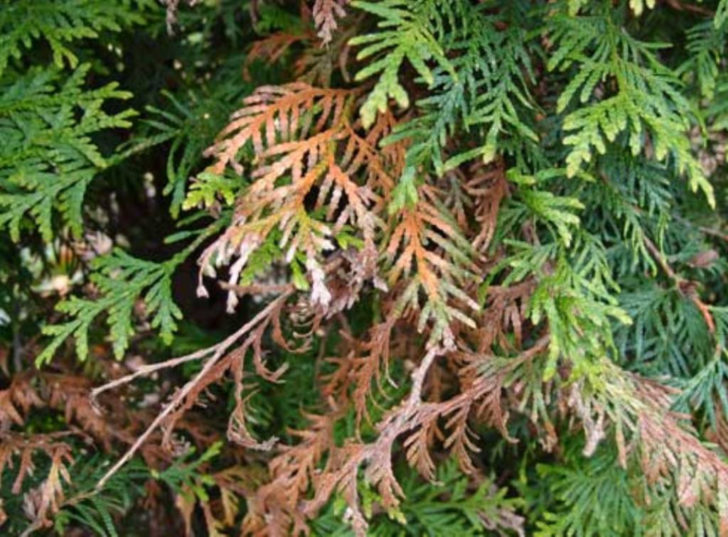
xmin=3 ymin=0 xmax=728 ymax=535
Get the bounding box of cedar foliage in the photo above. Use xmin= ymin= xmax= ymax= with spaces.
xmin=2 ymin=0 xmax=728 ymax=535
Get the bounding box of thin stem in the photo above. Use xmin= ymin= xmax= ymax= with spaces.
xmin=95 ymin=293 xmax=290 ymax=490
xmin=644 ymin=236 xmax=715 ymax=333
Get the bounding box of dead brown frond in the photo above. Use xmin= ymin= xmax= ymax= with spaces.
xmin=199 ymin=83 xmax=393 ymax=316
xmin=384 ymin=183 xmax=478 ymax=349
xmin=312 ymin=0 xmax=348 ymax=44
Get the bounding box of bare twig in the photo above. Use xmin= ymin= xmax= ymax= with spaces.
xmin=219 ymin=281 xmax=294 ymax=297
xmin=92 ymin=349 xmax=212 ymax=400
xmin=673 ymin=213 xmax=728 ymax=244
xmin=95 ymin=294 xmax=290 ymax=490
xmin=643 ymin=237 xmax=678 ymax=280
xmin=644 ymin=237 xmax=715 ymax=333
xmin=91 ymin=285 xmax=295 ymax=399
xmin=662 ymin=0 xmax=714 ymax=17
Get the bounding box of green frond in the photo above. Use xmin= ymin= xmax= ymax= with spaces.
xmin=0 ymin=65 xmax=134 ymax=240
xmin=549 ymin=7 xmax=715 ymax=206
xmin=534 ymin=445 xmax=643 ymax=537
xmin=351 ymin=0 xmax=458 ymax=128
xmin=378 ymin=1 xmax=536 ymax=177
xmin=38 ymin=222 xmax=218 ymax=364
xmin=0 ymin=0 xmax=152 ymax=77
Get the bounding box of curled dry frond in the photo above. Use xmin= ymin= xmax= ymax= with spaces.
xmin=464 ymin=158 xmax=509 ymax=253
xmin=244 ymin=15 xmax=356 ymax=88
xmin=322 ymin=318 xmax=395 ymax=429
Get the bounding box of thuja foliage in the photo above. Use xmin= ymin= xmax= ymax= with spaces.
xmin=3 ymin=0 xmax=728 ymax=535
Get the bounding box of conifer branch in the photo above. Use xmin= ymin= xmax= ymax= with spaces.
xmin=95 ymin=293 xmax=291 ymax=490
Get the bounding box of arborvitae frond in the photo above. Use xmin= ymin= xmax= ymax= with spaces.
xmin=386 ymin=2 xmax=536 ymax=176
xmin=138 ymin=86 xmax=250 ymax=217
xmin=682 ymin=19 xmax=727 ymax=99
xmin=717 ymin=0 xmax=728 ymax=29
xmin=0 ymin=0 xmax=150 ymax=77
xmin=385 ymin=183 xmax=478 ymax=348
xmin=201 ymin=83 xmax=391 ymax=312
xmin=615 ymin=283 xmax=713 ymax=376
xmin=0 ymin=65 xmax=134 ymax=240
xmin=572 ymin=359 xmax=728 ymax=535
xmin=321 ymin=319 xmax=395 ymax=429
xmin=51 ymin=456 xmax=148 ymax=537
xmin=39 ymin=224 xmax=217 ymax=363
xmin=534 ymin=445 xmax=643 ymax=537
xmin=673 ymin=306 xmax=728 ymax=430
xmin=312 ymin=0 xmax=347 ymax=45
xmin=579 ymin=153 xmax=670 ymax=274
xmin=548 ymin=5 xmax=715 ymax=205
xmin=350 ymin=0 xmax=459 ymax=128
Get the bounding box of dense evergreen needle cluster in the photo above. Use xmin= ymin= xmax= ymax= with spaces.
xmin=2 ymin=0 xmax=728 ymax=535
